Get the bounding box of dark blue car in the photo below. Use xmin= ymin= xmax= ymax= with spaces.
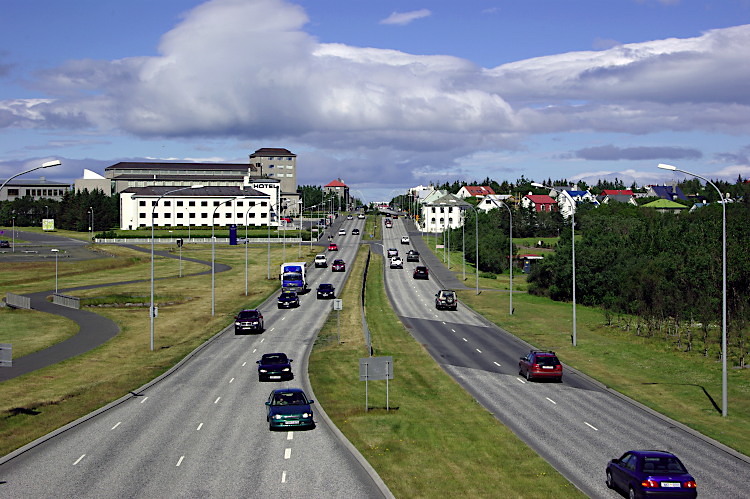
xmin=606 ymin=450 xmax=697 ymax=498
xmin=257 ymin=353 xmax=293 ymax=381
xmin=265 ymin=388 xmax=315 ymax=430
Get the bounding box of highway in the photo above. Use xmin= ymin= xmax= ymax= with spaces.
xmin=379 ymin=215 xmax=749 ymax=498
xmin=0 ymin=219 xmax=391 ymax=498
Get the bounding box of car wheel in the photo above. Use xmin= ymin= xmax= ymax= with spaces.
xmin=605 ymin=470 xmax=614 ymax=489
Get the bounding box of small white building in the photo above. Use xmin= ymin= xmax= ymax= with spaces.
xmin=477 ymin=194 xmax=513 ymax=212
xmin=119 ymin=180 xmax=281 ymax=230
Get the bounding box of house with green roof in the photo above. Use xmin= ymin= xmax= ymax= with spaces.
xmin=641 ymin=198 xmax=688 ymax=214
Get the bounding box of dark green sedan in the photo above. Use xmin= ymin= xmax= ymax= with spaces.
xmin=265 ymin=388 xmax=315 ymax=430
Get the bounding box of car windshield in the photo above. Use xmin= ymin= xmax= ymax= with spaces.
xmin=442 ymin=292 xmax=454 ymax=298
xmin=319 ymin=284 xmax=333 ymax=290
xmin=641 ymin=456 xmax=688 ymax=473
xmin=273 ymin=391 xmax=307 ymax=405
xmin=238 ymin=311 xmax=259 ymax=319
xmin=283 ymin=272 xmax=302 ymax=280
xmin=262 ymin=354 xmax=288 ymax=364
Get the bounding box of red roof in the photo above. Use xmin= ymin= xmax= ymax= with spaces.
xmin=463 ymin=185 xmax=495 ymax=196
xmin=325 ymin=179 xmax=347 ymax=187
xmin=525 ymin=194 xmax=555 ymax=204
xmin=602 ymin=189 xmax=633 ymax=196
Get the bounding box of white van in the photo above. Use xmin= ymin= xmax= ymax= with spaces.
xmin=314 ymin=254 xmax=328 ymax=268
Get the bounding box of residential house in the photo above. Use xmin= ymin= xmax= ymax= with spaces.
xmin=421 ymin=193 xmax=470 ymax=232
xmin=521 ymin=194 xmax=558 ymax=213
xmin=645 ymin=184 xmax=688 ymax=202
xmin=477 ymin=194 xmax=514 ymax=212
xmin=641 ymin=199 xmax=688 ymax=214
xmin=598 ymin=192 xmax=637 ymax=206
xmin=456 ymin=185 xmax=495 ymax=199
xmin=324 ymin=179 xmax=350 ymax=209
xmin=557 ymin=190 xmax=599 ymax=218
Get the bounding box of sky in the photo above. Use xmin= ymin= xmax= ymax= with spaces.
xmin=2 ymin=0 xmax=750 ymax=203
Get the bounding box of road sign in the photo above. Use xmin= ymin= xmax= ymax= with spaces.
xmin=359 ymin=356 xmax=393 ymax=381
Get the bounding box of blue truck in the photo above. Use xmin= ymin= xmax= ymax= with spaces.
xmin=280 ymin=262 xmax=308 ymax=293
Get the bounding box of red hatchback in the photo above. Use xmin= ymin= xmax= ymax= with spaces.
xmin=518 ymin=350 xmax=562 ymax=382
xmin=327 ymin=243 xmax=338 ymax=251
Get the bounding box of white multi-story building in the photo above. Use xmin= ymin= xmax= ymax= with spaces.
xmin=420 ymin=193 xmax=470 ymax=233
xmin=119 ymin=180 xmax=281 ymax=230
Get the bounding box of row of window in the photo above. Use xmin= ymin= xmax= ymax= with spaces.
xmin=5 ymin=188 xmax=66 ymax=197
xmin=268 ymin=173 xmax=294 ymax=177
xmin=266 ymin=164 xmax=294 ymax=169
xmin=141 ymin=212 xmax=269 ymax=219
xmin=138 ymin=200 xmax=269 ymax=207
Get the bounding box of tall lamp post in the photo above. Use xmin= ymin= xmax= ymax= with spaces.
xmin=151 ymin=185 xmax=203 ymax=351
xmin=0 ymin=160 xmax=61 ymax=193
xmin=658 ymin=163 xmax=728 ymax=417
xmin=88 ymin=207 xmax=94 ymax=241
xmin=51 ymin=248 xmax=59 ymax=293
xmin=462 ymin=203 xmax=480 ymax=295
xmin=244 ymin=205 xmax=254 ymax=296
xmin=212 ymin=198 xmax=235 ymax=316
xmin=532 ymin=182 xmax=576 ymax=345
xmin=489 ymin=198 xmax=514 ymax=315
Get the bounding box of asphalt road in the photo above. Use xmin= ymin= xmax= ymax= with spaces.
xmin=380 ymin=216 xmax=750 ymax=498
xmin=0 ymin=223 xmax=392 ymax=498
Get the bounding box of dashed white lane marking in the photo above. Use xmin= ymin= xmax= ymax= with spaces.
xmin=197 ymin=423 xmax=203 ymax=431
xmin=176 ymin=456 xmax=185 ymax=467
xmin=261 ymin=337 xmax=266 ymax=342
xmin=229 ymin=378 xmax=235 ymax=383
xmin=73 ymin=454 xmax=86 ymax=465
xmin=516 ymin=378 xmax=527 ymax=384
xmin=284 ymin=448 xmax=292 ymax=459
xmin=281 ymin=471 xmax=287 ymax=483
xmin=287 ymin=432 xmax=294 ymax=440
xmin=242 ymin=362 xmax=247 ymax=366
xmin=214 ymin=397 xmax=221 ymax=404
xmin=140 ymin=396 xmax=148 ymax=404
xmin=451 ymin=329 xmax=456 ymax=333
xmin=462 ymin=338 xmax=468 ymax=342
xmin=546 ymin=397 xmax=557 ymax=405
xmin=584 ymin=421 xmax=599 ymax=431
xmin=493 ymin=361 xmax=501 ymax=367
xmin=280 ymin=317 xmax=285 ymax=321
xmin=476 ymin=348 xmax=482 ymax=353
xmin=111 ymin=422 xmax=121 ymax=430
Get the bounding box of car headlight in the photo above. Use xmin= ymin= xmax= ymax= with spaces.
xmin=235 ymin=321 xmax=241 ymax=326
xmin=302 ymin=412 xmax=311 ymax=418
xmin=273 ymin=414 xmax=283 ymax=420
xmin=282 ymin=368 xmax=290 ymax=372
xmin=259 ymin=369 xmax=267 ymax=373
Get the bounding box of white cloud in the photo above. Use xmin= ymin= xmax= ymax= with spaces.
xmin=380 ymin=9 xmax=431 ymax=26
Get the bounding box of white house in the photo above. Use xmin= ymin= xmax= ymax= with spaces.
xmin=556 ymin=189 xmax=599 ymax=218
xmin=420 ymin=193 xmax=470 ymax=233
xmin=477 ymin=194 xmax=513 ymax=212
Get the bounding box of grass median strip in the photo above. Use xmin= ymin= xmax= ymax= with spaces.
xmin=309 ymin=246 xmax=582 ymax=498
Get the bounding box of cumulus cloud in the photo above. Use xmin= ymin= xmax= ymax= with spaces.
xmin=380 ymin=9 xmax=431 ymax=26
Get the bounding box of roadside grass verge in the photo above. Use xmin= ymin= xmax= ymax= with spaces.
xmin=0 ymin=309 xmax=78 ymax=358
xmin=309 ymin=246 xmax=582 ymax=498
xmin=0 ymin=241 xmax=320 ymax=457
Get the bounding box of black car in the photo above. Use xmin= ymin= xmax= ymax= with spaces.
xmin=352 ymin=228 xmax=360 ymax=235
xmin=277 ymin=289 xmax=300 ymax=309
xmin=406 ymin=249 xmax=420 ymax=262
xmin=257 ymin=353 xmax=294 ymax=381
xmin=0 ymin=240 xmax=10 ymax=248
xmin=413 ymin=266 xmax=429 ymax=280
xmin=316 ymin=283 xmax=335 ymax=299
xmin=234 ymin=309 xmax=264 ymax=334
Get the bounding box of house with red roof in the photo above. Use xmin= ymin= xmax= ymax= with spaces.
xmin=456 ymin=185 xmax=495 ymax=199
xmin=521 ymin=194 xmax=558 ymax=213
xmin=324 ymin=178 xmax=350 ymax=209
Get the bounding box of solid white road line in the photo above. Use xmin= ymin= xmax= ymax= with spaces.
xmin=111 ymin=422 xmax=121 ymax=430
xmin=73 ymin=454 xmax=86 ymax=465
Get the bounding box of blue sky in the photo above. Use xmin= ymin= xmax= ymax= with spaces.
xmin=2 ymin=0 xmax=750 ymax=202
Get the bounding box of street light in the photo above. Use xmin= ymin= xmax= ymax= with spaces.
xmin=212 ymin=198 xmax=235 ymax=316
xmin=532 ymin=182 xmax=576 ymax=345
xmin=462 ymin=203 xmax=480 ymax=295
xmin=488 ymin=198 xmax=514 ymax=315
xmin=151 ymin=185 xmax=203 ymax=351
xmin=51 ymin=248 xmax=59 ymax=293
xmin=245 ymin=204 xmax=254 ymax=296
xmin=0 ymin=159 xmax=61 ymax=193
xmin=658 ymin=163 xmax=728 ymax=417
xmin=88 ymin=207 xmax=94 ymax=241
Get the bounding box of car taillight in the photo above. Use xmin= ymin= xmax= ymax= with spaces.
xmin=683 ymin=481 xmax=697 ymax=489
xmin=641 ymin=480 xmax=659 ymax=488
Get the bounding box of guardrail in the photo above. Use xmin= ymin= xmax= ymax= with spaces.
xmin=94 ymin=238 xmax=303 ymax=244
xmin=52 ymin=293 xmax=81 ymax=309
xmin=5 ymin=293 xmax=31 ymax=309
